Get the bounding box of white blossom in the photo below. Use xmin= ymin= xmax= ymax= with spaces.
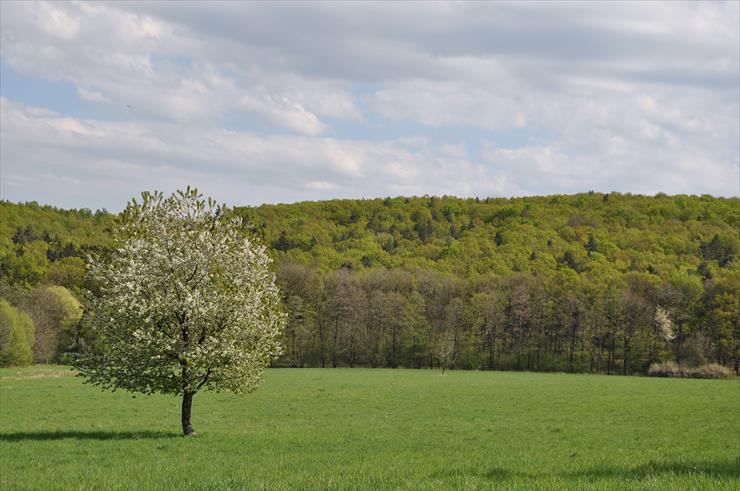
xmin=74 ymin=188 xmax=286 ymax=433
xmin=654 ymin=305 xmax=675 ymax=342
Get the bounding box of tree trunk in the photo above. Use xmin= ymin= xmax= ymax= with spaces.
xmin=487 ymin=330 xmax=494 ymax=369
xmin=623 ymin=336 xmax=630 ymax=375
xmin=332 ymin=318 xmax=338 ymax=368
xmin=182 ymin=392 xmax=196 ymax=436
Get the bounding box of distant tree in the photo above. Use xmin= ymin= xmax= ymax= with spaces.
xmin=277 ymin=262 xmax=322 ymax=367
xmin=697 ymin=261 xmax=713 ymax=280
xmin=73 ymin=189 xmax=286 ymax=435
xmin=273 ymin=231 xmax=291 ymax=251
xmin=585 ymin=234 xmax=597 ymax=254
xmin=654 ymin=306 xmax=675 ymax=343
xmin=43 ymin=256 xmax=87 ymax=290
xmin=25 ymin=286 xmax=83 ymax=363
xmin=0 ymin=299 xmax=35 ymax=367
xmin=435 ymin=331 xmax=455 ymax=375
xmin=322 ymin=270 xmax=365 ymax=368
xmin=562 ymin=251 xmax=579 ymax=272
xmin=2 ymin=241 xmax=49 ymax=286
xmin=11 ymin=285 xmax=83 ymax=363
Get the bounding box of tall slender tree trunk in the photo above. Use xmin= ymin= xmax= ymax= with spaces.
xmin=319 ymin=318 xmax=325 ymax=368
xmin=568 ymin=321 xmax=577 ymax=372
xmin=623 ymin=336 xmax=630 ymax=375
xmin=182 ymin=392 xmax=196 ymax=436
xmin=487 ymin=328 xmax=494 ymax=369
xmin=289 ymin=324 xmax=296 ymax=367
xmin=332 ymin=318 xmax=338 ymax=368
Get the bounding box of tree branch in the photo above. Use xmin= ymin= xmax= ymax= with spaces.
xmin=196 ymin=367 xmax=212 ymax=390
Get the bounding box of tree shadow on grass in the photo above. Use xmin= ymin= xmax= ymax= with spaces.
xmin=429 ymin=466 xmax=512 ymax=482
xmin=565 ymin=459 xmax=740 ymax=481
xmin=0 ymin=430 xmax=180 ymax=442
xmin=482 ymin=467 xmax=512 ymax=480
xmin=434 ymin=458 xmax=739 ymax=483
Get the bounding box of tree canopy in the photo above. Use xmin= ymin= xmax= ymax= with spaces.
xmin=71 ymin=189 xmax=285 ymax=435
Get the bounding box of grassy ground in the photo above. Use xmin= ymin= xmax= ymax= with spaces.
xmin=0 ymin=366 xmax=738 ymax=490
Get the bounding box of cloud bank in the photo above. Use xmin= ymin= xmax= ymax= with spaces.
xmin=1 ymin=1 xmax=738 ymax=210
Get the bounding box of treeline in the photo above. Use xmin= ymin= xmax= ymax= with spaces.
xmin=275 ymin=262 xmax=738 ymax=374
xmin=0 ymin=193 xmax=738 ymax=373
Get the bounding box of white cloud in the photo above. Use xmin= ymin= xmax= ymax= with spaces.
xmin=0 ymin=1 xmax=738 ymax=209
xmin=76 ymin=88 xmax=109 ymax=103
xmin=36 ymin=1 xmax=80 ymax=40
xmin=0 ymin=98 xmax=514 ymax=209
xmin=237 ymin=94 xmax=326 ymax=136
xmin=306 ymin=180 xmax=336 ymax=191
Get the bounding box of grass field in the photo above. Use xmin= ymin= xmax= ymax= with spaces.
xmin=0 ymin=366 xmax=738 ymax=490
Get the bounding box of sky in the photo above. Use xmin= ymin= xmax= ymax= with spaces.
xmin=1 ymin=1 xmax=738 ymax=211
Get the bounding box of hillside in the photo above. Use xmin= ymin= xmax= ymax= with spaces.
xmin=238 ymin=192 xmax=739 ymax=276
xmin=1 ymin=193 xmax=738 ymax=373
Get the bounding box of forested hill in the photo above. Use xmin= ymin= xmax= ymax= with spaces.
xmin=1 ymin=193 xmax=738 ymax=374
xmin=237 ymin=192 xmax=739 ymax=277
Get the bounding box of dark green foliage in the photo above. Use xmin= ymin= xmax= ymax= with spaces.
xmin=585 ymin=234 xmax=597 ymax=254
xmin=700 ymin=234 xmax=735 ymax=267
xmin=272 ymin=231 xmax=291 ymax=251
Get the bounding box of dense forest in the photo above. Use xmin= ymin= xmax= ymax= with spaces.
xmin=1 ymin=192 xmax=738 ymax=374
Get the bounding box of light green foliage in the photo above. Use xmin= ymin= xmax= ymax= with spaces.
xmin=0 ymin=366 xmax=737 ymax=490
xmin=73 ymin=188 xmax=286 ymax=398
xmin=1 ymin=241 xmax=48 ymax=287
xmin=43 ymin=256 xmax=87 ymax=290
xmin=20 ymin=285 xmax=83 ymax=363
xmin=45 ymin=285 xmax=83 ymax=356
xmin=44 ymin=286 xmax=83 ymax=329
xmin=0 ymin=299 xmax=34 ymax=367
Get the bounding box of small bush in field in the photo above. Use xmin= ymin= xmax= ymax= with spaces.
xmin=648 ymin=361 xmax=682 ymax=377
xmin=690 ymin=364 xmax=732 ymax=379
xmin=648 ymin=361 xmax=732 ymax=379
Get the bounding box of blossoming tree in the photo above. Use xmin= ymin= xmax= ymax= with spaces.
xmin=74 ymin=188 xmax=286 ymax=435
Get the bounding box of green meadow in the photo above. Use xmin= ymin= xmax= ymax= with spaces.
xmin=1 ymin=365 xmax=738 ymax=490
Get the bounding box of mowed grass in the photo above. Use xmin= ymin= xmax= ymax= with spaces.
xmin=0 ymin=366 xmax=738 ymax=490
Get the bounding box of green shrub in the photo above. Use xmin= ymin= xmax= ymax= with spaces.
xmin=0 ymin=298 xmax=35 ymax=367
